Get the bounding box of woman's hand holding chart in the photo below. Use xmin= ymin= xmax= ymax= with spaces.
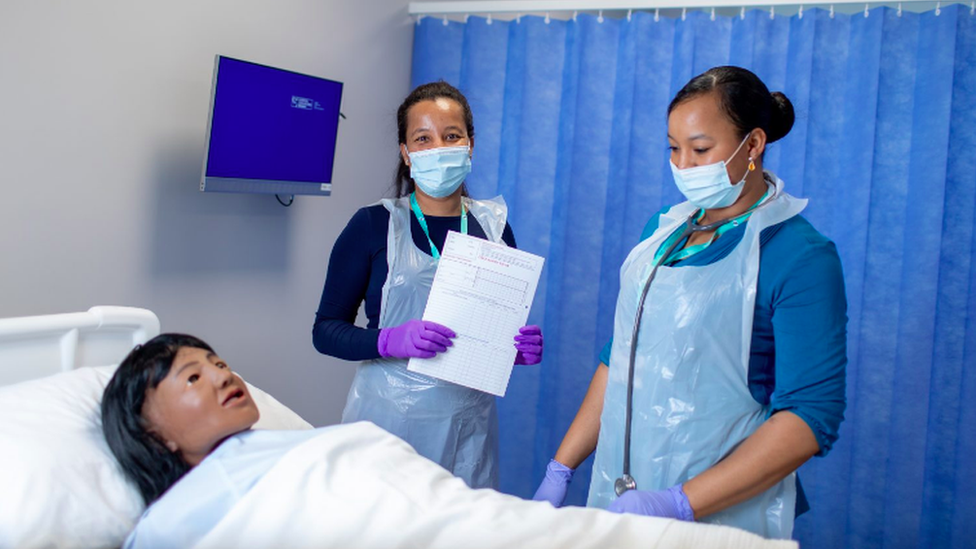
xmin=407 ymin=231 xmax=545 ymax=396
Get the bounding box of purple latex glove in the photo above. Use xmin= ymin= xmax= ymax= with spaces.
xmin=532 ymin=459 xmax=575 ymax=508
xmin=377 ymin=319 xmax=456 ymax=359
xmin=514 ymin=325 xmax=544 ymax=365
xmin=606 ymin=485 xmax=695 ymax=521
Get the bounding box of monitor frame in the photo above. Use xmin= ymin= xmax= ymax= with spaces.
xmin=200 ymin=55 xmax=343 ymax=197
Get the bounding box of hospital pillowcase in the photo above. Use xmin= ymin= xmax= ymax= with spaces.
xmin=0 ymin=365 xmax=312 ymax=549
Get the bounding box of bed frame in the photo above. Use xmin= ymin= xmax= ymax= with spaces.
xmin=0 ymin=306 xmax=160 ymax=387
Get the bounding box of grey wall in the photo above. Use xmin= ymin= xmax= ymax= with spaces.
xmin=0 ymin=0 xmax=415 ymax=426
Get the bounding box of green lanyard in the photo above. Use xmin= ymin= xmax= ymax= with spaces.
xmin=410 ymin=192 xmax=467 ymax=260
xmin=653 ymin=188 xmax=771 ymax=266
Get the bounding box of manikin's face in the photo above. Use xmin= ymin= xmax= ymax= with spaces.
xmin=142 ymin=346 xmax=260 ymax=466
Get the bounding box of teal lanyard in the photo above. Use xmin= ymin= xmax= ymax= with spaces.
xmin=653 ymin=188 xmax=771 ymax=266
xmin=410 ymin=192 xmax=467 ymax=260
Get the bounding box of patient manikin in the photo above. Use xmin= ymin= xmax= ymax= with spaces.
xmin=101 ymin=333 xmax=318 ymax=549
xmin=101 ymin=334 xmax=795 ymax=549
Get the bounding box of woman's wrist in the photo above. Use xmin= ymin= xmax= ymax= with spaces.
xmin=553 ymin=447 xmax=587 ymax=470
xmin=376 ymin=328 xmax=390 ymax=357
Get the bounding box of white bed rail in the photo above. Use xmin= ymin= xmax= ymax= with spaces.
xmin=0 ymin=306 xmax=160 ymax=386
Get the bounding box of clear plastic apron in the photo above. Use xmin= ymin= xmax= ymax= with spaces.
xmin=588 ymin=175 xmax=806 ymax=539
xmin=341 ymin=195 xmax=508 ymax=489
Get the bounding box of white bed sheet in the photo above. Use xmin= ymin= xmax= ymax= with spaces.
xmin=196 ymin=422 xmax=798 ymax=549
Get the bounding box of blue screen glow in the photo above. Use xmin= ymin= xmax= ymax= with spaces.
xmin=205 ymin=57 xmax=342 ymax=186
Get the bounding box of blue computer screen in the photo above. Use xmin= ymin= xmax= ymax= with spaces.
xmin=205 ymin=56 xmax=342 ymax=186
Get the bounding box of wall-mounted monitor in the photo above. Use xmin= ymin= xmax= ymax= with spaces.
xmin=201 ymin=56 xmax=343 ymax=196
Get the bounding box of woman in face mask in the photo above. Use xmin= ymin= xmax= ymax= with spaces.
xmin=531 ymin=66 xmax=847 ymax=539
xmin=312 ymin=81 xmax=543 ymax=489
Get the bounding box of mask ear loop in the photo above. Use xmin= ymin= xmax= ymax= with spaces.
xmin=726 ymin=132 xmax=752 ymax=165
xmin=737 ymin=134 xmax=757 ymax=185
xmin=738 ymin=131 xmax=757 ymax=173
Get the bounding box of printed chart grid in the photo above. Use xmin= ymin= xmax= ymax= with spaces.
xmin=474 ymin=269 xmax=528 ymax=305
xmin=408 ymin=232 xmax=544 ymax=397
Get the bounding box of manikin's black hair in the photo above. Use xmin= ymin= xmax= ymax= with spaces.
xmin=101 ymin=333 xmax=214 ymax=505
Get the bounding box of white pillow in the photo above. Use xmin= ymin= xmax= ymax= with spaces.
xmin=0 ymin=365 xmax=312 ymax=549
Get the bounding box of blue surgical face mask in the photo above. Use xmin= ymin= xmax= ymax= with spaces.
xmin=670 ymin=133 xmax=751 ymax=210
xmin=408 ymin=146 xmax=472 ymax=198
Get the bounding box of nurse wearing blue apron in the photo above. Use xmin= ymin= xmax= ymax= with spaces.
xmin=313 ymin=82 xmax=543 ymax=489
xmin=532 ymin=66 xmax=847 ymax=538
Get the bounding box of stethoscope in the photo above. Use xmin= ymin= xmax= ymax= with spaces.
xmin=614 ymin=188 xmax=778 ymax=498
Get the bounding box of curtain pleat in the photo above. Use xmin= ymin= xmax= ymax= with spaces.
xmin=458 ymin=18 xmax=509 ymax=199
xmin=922 ymin=8 xmax=976 ymax=547
xmin=410 ymin=8 xmax=976 ymax=546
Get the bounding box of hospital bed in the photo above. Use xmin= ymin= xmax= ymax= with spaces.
xmin=0 ymin=307 xmax=798 ymax=549
xmin=0 ymin=306 xmax=311 ymax=548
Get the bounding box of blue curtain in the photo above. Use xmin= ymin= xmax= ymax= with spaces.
xmin=411 ymin=6 xmax=976 ymax=547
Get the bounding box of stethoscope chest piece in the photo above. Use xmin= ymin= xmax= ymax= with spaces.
xmin=614 ymin=474 xmax=637 ymax=497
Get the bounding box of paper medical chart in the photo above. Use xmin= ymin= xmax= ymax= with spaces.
xmin=407 ymin=231 xmax=545 ymax=396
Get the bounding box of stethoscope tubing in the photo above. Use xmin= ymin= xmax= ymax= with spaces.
xmin=617 ymin=191 xmax=778 ymax=496
xmin=621 ymin=214 xmax=730 ymax=479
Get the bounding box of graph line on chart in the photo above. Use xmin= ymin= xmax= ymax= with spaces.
xmin=473 ymin=269 xmax=528 ymax=305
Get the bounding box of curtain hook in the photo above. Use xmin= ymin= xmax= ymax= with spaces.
xmin=598 ymin=9 xmax=604 ymax=23
xmin=655 ymin=8 xmax=661 ymax=21
xmin=798 ymin=5 xmax=804 ymax=19
xmin=897 ymin=3 xmax=903 ymax=16
xmin=711 ymin=7 xmax=716 ymax=20
xmin=486 ymin=13 xmax=492 ymax=25
xmin=864 ymin=4 xmax=869 ymax=17
xmin=443 ymin=14 xmax=449 ymax=25
xmin=416 ymin=14 xmax=424 ymax=26
xmin=740 ymin=6 xmax=746 ymax=19
xmin=463 ymin=13 xmax=469 ymax=23
xmin=936 ymin=1 xmax=941 ymax=15
xmin=971 ymin=1 xmax=975 ymax=15
xmin=769 ymin=5 xmax=775 ymax=19
xmin=545 ymin=11 xmax=551 ymax=24
xmin=627 ymin=8 xmax=633 ymax=21
xmin=682 ymin=7 xmax=687 ymax=20
xmin=572 ymin=10 xmax=578 ymax=22
xmin=829 ymin=4 xmax=835 ymax=18
xmin=516 ymin=12 xmax=522 ymax=24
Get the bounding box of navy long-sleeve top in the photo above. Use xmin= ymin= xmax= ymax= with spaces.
xmin=313 ymin=204 xmax=516 ymax=361
xmin=600 ymin=209 xmax=848 ymax=458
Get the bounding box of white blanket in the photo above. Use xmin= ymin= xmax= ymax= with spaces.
xmin=196 ymin=422 xmax=798 ymax=549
